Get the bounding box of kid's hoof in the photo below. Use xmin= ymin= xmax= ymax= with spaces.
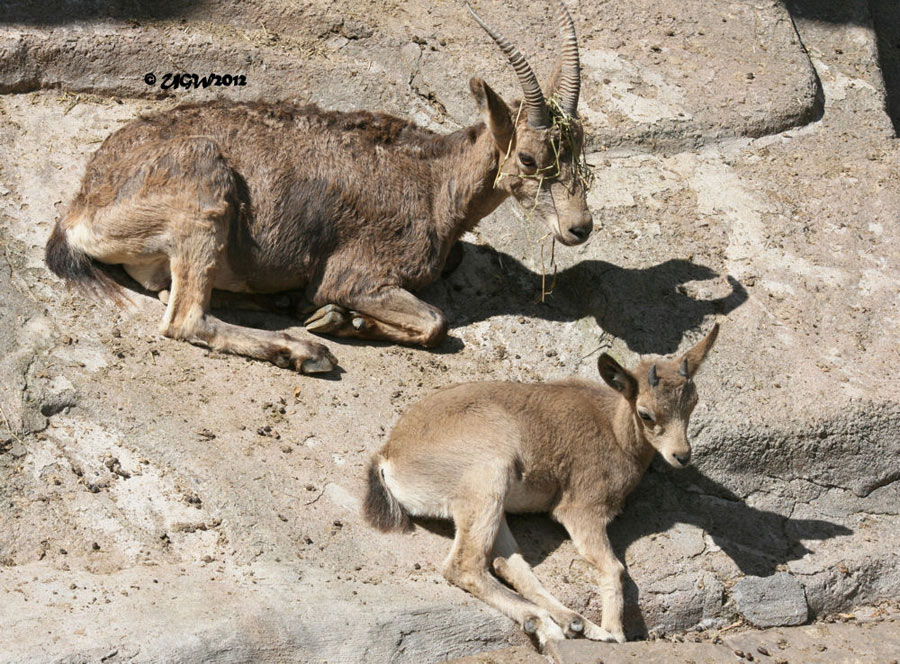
xmin=583 ymin=622 xmax=621 ymax=642
xmin=568 ymin=617 xmax=584 ymax=634
xmin=523 ymin=617 xmax=538 ymax=635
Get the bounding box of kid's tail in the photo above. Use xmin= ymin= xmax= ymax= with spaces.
xmin=363 ymin=456 xmax=412 ymax=533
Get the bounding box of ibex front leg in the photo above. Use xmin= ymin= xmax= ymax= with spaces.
xmin=306 ymin=287 xmax=448 ymax=347
xmin=554 ymin=507 xmax=627 ymax=643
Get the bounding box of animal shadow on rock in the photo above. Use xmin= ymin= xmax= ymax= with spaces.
xmin=786 ymin=0 xmax=900 ymax=135
xmin=0 ymin=0 xmax=200 ymax=25
xmin=493 ymin=464 xmax=852 ymax=639
xmin=102 ymin=238 xmax=742 ymax=364
xmin=423 ymin=242 xmax=749 ymax=355
xmin=602 ymin=463 xmax=854 ymax=637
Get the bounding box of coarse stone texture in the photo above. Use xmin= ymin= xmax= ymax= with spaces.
xmin=448 ymin=605 xmax=900 ymax=663
xmin=1 ymin=0 xmax=899 ymax=662
xmin=732 ymin=572 xmax=809 ymax=627
xmin=0 ymin=0 xmax=818 ymax=150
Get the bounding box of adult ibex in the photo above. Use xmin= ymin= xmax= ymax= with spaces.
xmin=45 ymin=1 xmax=593 ymax=374
xmin=365 ymin=325 xmax=719 ymax=653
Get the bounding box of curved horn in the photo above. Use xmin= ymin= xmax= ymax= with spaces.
xmin=679 ymin=357 xmax=689 ymax=377
xmin=466 ymin=3 xmax=550 ymax=128
xmin=552 ymin=0 xmax=581 ymax=116
xmin=648 ymin=364 xmax=659 ymax=387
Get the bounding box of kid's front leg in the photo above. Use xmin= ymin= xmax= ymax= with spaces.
xmin=554 ymin=507 xmax=627 ymax=643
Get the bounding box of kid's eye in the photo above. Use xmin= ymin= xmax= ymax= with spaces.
xmin=518 ymin=152 xmax=536 ymax=168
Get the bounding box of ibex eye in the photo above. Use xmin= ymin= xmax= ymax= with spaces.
xmin=638 ymin=410 xmax=655 ymax=422
xmin=517 ymin=152 xmax=536 ymax=168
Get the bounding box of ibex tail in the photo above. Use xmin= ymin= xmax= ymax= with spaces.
xmin=364 ymin=456 xmax=412 ymax=533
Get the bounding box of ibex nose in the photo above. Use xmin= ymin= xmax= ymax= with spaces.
xmin=567 ymin=217 xmax=592 ymax=244
xmin=674 ymin=450 xmax=692 ymax=467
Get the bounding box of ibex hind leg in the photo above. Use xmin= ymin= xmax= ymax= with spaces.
xmin=128 ymin=139 xmax=336 ymax=373
xmin=491 ymin=518 xmax=602 ymax=640
xmin=441 ymin=488 xmax=565 ymax=651
xmin=160 ymin=245 xmax=336 ymax=373
xmin=157 ymin=203 xmax=335 ymax=374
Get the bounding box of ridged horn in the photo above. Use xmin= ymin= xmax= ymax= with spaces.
xmin=648 ymin=364 xmax=659 ymax=387
xmin=466 ymin=3 xmax=550 ymax=129
xmin=552 ymin=0 xmax=581 ymax=116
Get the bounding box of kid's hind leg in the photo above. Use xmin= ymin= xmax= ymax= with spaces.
xmin=159 ymin=217 xmax=336 ymax=374
xmin=442 ymin=489 xmax=565 ymax=653
xmin=491 ymin=518 xmax=612 ymax=640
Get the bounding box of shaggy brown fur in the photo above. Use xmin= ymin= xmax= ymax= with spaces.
xmin=45 ymin=15 xmax=593 ymax=374
xmin=365 ymin=325 xmax=719 ymax=653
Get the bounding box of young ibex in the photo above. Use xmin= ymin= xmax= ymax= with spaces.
xmin=44 ymin=1 xmax=593 ymax=374
xmin=364 ymin=325 xmax=719 ymax=652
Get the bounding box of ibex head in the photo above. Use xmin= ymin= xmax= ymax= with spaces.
xmin=468 ymin=0 xmax=593 ymax=246
xmin=598 ymin=324 xmax=720 ymax=468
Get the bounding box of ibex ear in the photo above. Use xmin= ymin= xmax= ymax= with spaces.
xmin=598 ymin=354 xmax=637 ymax=401
xmin=680 ymin=323 xmax=720 ymax=378
xmin=470 ymin=77 xmax=514 ymax=152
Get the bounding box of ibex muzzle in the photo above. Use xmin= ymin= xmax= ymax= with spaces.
xmin=468 ymin=1 xmax=593 ymax=246
xmin=45 ymin=0 xmax=593 ymax=373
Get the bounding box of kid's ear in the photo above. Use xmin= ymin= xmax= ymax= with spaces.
xmin=679 ymin=323 xmax=720 ymax=378
xmin=598 ymin=353 xmax=637 ymax=400
xmin=470 ymin=77 xmax=514 ymax=152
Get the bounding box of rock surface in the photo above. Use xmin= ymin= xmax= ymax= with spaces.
xmin=733 ymin=572 xmax=809 ymax=627
xmin=0 ymin=0 xmax=819 ymax=150
xmin=1 ymin=0 xmax=899 ymax=662
xmin=448 ymin=603 xmax=900 ymax=663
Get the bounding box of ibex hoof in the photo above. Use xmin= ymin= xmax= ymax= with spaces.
xmin=568 ymin=617 xmax=584 ymax=634
xmin=300 ymin=352 xmax=336 ymax=374
xmin=583 ymin=622 xmax=624 ymax=643
xmin=523 ymin=617 xmax=538 ymax=635
xmin=305 ymin=304 xmax=348 ymax=331
xmin=306 ymin=311 xmax=346 ymax=333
